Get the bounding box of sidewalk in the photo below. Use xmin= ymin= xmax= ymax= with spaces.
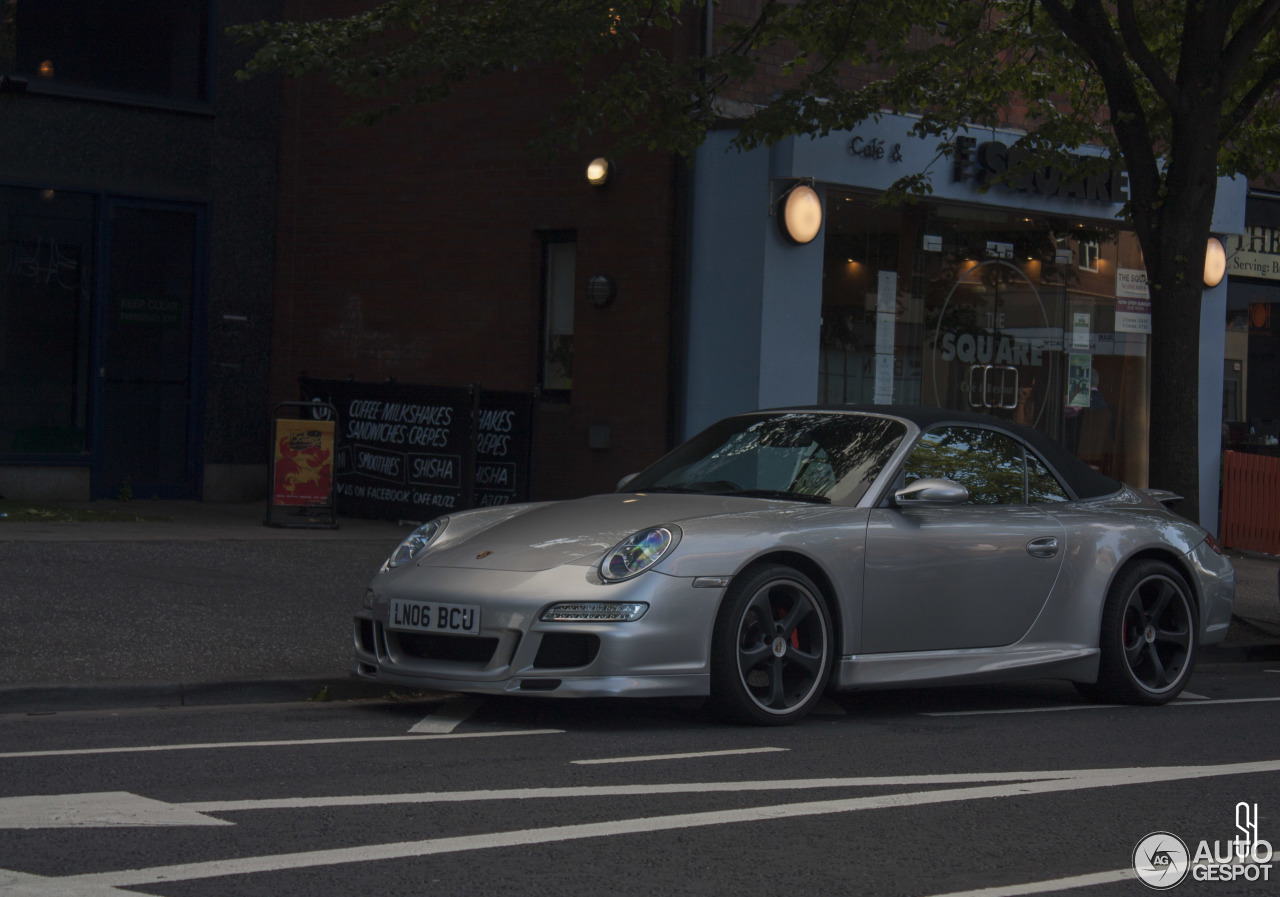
xmin=0 ymin=500 xmax=1277 ymax=714
xmin=1216 ymin=549 xmax=1280 ymax=661
xmin=0 ymin=501 xmax=415 ymax=713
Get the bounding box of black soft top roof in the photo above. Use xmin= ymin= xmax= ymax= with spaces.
xmin=763 ymin=404 xmax=1124 ymax=500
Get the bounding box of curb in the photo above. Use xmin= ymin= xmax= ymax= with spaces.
xmin=0 ymin=676 xmax=405 ymax=716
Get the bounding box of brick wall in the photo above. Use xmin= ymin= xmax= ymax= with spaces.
xmin=270 ymin=4 xmax=681 ymax=501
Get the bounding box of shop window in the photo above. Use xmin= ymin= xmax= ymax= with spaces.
xmin=818 ymin=196 xmax=918 ymax=405
xmin=820 ymin=189 xmax=1151 ymax=487
xmin=0 ymin=187 xmax=94 ymax=456
xmin=1 ymin=0 xmax=210 ymax=103
xmin=539 ymin=232 xmax=575 ymax=393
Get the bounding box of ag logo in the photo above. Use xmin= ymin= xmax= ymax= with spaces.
xmin=1133 ymin=832 xmax=1191 ymax=889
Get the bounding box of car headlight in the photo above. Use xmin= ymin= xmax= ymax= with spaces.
xmin=599 ymin=525 xmax=680 ymax=582
xmin=382 ymin=517 xmax=448 ymax=571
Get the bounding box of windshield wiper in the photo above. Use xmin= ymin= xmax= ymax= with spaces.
xmin=724 ymin=489 xmax=831 ymax=504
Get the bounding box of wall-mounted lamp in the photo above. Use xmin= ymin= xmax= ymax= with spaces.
xmin=587 ymin=274 xmax=617 ymax=307
xmin=777 ymin=181 xmax=823 ymax=245
xmin=1204 ymin=236 xmax=1226 ymax=288
xmin=586 ymin=157 xmax=614 ymax=187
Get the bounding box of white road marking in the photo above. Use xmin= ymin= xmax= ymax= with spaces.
xmin=4 ymin=760 xmax=1279 ymax=891
xmin=0 ymin=793 xmax=230 ymax=830
xmin=2 ymin=772 xmax=1085 ymax=829
xmin=408 ymin=696 xmax=482 ymax=734
xmin=184 ymin=771 xmax=1081 ymax=812
xmin=571 ymin=747 xmax=788 ymax=765
xmin=0 ymin=868 xmax=146 ymax=896
xmin=918 ymin=867 xmax=1135 ymax=896
xmin=0 ymin=729 xmax=563 ymax=760
xmin=1178 ymin=691 xmax=1210 ymax=700
xmin=924 ymin=694 xmax=1280 ymax=716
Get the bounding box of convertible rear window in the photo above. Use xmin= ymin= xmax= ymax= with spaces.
xmin=626 ymin=412 xmax=907 ymax=505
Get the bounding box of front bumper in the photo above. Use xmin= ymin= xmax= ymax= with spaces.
xmin=351 ymin=563 xmax=724 ymax=698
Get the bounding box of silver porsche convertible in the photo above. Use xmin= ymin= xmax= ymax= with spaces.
xmin=352 ymin=406 xmax=1234 ymax=725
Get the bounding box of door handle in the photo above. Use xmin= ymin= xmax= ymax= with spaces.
xmin=1026 ymin=537 xmax=1060 ymax=559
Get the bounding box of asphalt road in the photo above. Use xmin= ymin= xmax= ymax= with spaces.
xmin=2 ymin=663 xmax=1278 ymax=897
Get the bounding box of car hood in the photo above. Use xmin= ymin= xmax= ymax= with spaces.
xmin=416 ymin=491 xmax=786 ymax=573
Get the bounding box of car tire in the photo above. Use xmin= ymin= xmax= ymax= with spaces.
xmin=1087 ymin=559 xmax=1198 ymax=705
xmin=709 ymin=563 xmax=833 ymax=725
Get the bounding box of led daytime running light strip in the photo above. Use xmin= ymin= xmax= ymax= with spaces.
xmin=540 ymin=603 xmax=649 ymax=622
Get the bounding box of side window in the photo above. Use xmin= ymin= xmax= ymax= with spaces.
xmin=539 ymin=232 xmax=575 ymax=393
xmin=1027 ymin=452 xmax=1070 ymax=503
xmin=903 ymin=426 xmax=1026 ymax=505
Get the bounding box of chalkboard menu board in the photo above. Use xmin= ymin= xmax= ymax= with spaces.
xmin=298 ymin=378 xmax=534 ymax=521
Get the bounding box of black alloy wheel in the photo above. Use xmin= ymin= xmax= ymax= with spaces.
xmin=710 ymin=563 xmax=833 ymax=725
xmin=1086 ymin=559 xmax=1197 ymax=705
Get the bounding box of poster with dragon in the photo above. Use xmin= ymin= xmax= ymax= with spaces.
xmin=271 ymin=419 xmax=335 ymax=506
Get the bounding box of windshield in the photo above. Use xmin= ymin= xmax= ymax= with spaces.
xmin=625 ymin=412 xmax=907 ymax=505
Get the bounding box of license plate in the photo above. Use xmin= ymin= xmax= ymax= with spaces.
xmin=388 ymin=600 xmax=481 ymax=635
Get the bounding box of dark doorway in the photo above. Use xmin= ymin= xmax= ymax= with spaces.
xmin=93 ymin=200 xmax=204 ymax=499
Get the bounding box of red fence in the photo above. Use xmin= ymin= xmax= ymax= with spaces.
xmin=1221 ymin=450 xmax=1280 ymax=554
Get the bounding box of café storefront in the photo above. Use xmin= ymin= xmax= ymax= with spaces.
xmin=685 ymin=112 xmax=1244 ymax=520
xmin=816 ymin=193 xmax=1152 ymax=486
xmin=1223 ymin=194 xmax=1280 ymax=451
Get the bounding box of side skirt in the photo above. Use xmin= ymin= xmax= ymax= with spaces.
xmin=834 ymin=645 xmax=1100 ymax=691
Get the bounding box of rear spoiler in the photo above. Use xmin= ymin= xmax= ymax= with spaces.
xmin=1141 ymin=488 xmax=1183 ymax=506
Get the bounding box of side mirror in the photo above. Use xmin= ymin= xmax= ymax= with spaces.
xmin=616 ymin=472 xmax=639 ymax=491
xmin=894 ymin=477 xmax=969 ymax=507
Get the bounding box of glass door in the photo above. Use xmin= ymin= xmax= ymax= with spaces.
xmin=92 ymin=199 xmax=204 ymax=499
xmin=923 ymin=253 xmax=1066 ymax=438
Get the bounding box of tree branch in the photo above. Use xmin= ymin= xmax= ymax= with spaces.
xmin=1226 ymin=59 xmax=1280 ymax=138
xmin=1115 ymin=0 xmax=1177 ymax=107
xmin=1037 ymin=0 xmax=1162 ymax=241
xmin=1223 ymin=0 xmax=1280 ymax=84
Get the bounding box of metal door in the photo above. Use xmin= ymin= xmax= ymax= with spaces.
xmin=860 ymin=503 xmax=1065 ymax=653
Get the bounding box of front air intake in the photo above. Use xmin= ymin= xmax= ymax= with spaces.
xmin=533 ymin=633 xmax=600 ymax=669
